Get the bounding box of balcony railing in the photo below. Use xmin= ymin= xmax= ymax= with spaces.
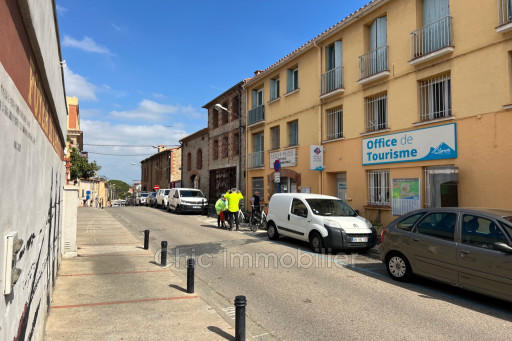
xmin=321 ymin=66 xmax=344 ymax=95
xmin=410 ymin=16 xmax=452 ymax=60
xmin=248 ymin=105 xmax=265 ymax=125
xmin=498 ymin=0 xmax=512 ymax=26
xmin=359 ymin=45 xmax=388 ymax=80
xmin=248 ymin=151 xmax=264 ymax=168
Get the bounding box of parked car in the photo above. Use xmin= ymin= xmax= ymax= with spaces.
xmin=155 ymin=189 xmax=171 ymax=208
xmin=146 ymin=192 xmax=157 ymax=207
xmin=167 ymin=188 xmax=207 ymax=214
xmin=136 ymin=192 xmax=150 ymax=206
xmin=380 ymin=207 xmax=512 ymax=302
xmin=266 ymin=193 xmax=377 ymax=252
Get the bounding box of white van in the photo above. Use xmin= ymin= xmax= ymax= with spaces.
xmin=167 ymin=188 xmax=207 ymax=214
xmin=266 ymin=193 xmax=377 ymax=252
xmin=156 ymin=189 xmax=171 ymax=208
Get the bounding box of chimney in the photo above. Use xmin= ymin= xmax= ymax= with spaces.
xmin=158 ymin=145 xmax=166 ymax=153
xmin=254 ymin=70 xmax=263 ymax=76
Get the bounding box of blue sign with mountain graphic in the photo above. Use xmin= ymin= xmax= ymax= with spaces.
xmin=362 ymin=123 xmax=457 ymax=165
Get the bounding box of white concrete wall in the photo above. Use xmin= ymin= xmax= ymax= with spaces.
xmin=0 ymin=1 xmax=66 ymax=339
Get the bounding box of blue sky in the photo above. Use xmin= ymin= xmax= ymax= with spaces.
xmin=57 ymin=0 xmax=370 ymax=184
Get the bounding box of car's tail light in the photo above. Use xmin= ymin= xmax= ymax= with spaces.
xmin=381 ymin=227 xmax=387 ymax=244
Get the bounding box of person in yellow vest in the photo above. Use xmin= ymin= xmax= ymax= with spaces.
xmin=225 ymin=188 xmax=244 ymax=231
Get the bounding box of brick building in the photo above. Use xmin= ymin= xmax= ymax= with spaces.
xmin=203 ymin=80 xmax=248 ymax=203
xmin=141 ymin=146 xmax=182 ymax=192
xmin=180 ymin=128 xmax=209 ymax=199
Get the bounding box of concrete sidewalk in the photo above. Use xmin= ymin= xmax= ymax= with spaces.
xmin=45 ymin=208 xmax=235 ymax=341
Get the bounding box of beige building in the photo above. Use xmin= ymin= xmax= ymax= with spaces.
xmin=141 ymin=146 xmax=182 ymax=192
xmin=244 ymin=0 xmax=512 ymax=227
xmin=180 ymin=128 xmax=210 ymax=198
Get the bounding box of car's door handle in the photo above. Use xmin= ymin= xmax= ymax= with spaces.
xmin=288 ymin=214 xmax=290 ymax=221
xmin=412 ymin=238 xmax=419 ymax=242
xmin=460 ymin=250 xmax=470 ymax=254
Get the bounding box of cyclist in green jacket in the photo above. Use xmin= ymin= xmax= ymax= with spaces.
xmin=215 ymin=195 xmax=229 ymax=228
xmin=225 ymin=188 xmax=244 ymax=231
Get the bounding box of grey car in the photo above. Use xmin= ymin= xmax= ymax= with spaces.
xmin=380 ymin=207 xmax=512 ymax=302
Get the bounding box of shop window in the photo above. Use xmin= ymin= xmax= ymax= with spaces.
xmin=419 ymin=74 xmax=451 ymax=121
xmin=367 ymin=169 xmax=390 ymax=205
xmin=365 ymin=93 xmax=387 ymax=132
xmin=327 ymin=107 xmax=343 ymax=140
xmin=252 ymin=177 xmax=264 ymax=201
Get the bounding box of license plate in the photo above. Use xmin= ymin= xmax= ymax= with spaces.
xmin=351 ymin=237 xmax=368 ymax=242
xmin=193 ymin=206 xmax=200 ymax=209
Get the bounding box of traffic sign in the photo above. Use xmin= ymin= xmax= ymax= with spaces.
xmin=273 ymin=160 xmax=281 ymax=172
xmin=154 ymin=185 xmax=160 ymax=191
xmin=274 ymin=172 xmax=280 ymax=183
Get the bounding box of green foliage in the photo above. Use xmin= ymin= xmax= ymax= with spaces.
xmin=108 ymin=180 xmax=131 ymax=199
xmin=69 ymin=147 xmax=101 ymax=180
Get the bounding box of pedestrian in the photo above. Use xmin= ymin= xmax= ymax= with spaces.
xmin=215 ymin=195 xmax=229 ymax=229
xmin=251 ymin=191 xmax=261 ymax=216
xmin=225 ymin=188 xmax=244 ymax=231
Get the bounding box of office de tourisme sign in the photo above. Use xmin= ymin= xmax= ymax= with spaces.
xmin=362 ymin=123 xmax=457 ymax=166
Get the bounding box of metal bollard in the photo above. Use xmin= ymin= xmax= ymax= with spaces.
xmin=234 ymin=295 xmax=247 ymax=341
xmin=187 ymin=258 xmax=195 ymax=293
xmin=144 ymin=230 xmax=150 ymax=250
xmin=161 ymin=241 xmax=167 ymax=266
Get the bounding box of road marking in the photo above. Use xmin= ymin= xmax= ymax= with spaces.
xmin=222 ymin=306 xmax=236 ymax=320
xmin=51 ymin=295 xmax=199 ymax=309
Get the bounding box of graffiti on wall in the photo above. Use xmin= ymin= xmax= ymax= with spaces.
xmin=13 ymin=169 xmax=61 ymax=341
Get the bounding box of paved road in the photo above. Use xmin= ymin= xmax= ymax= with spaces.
xmin=106 ymin=206 xmax=512 ymax=341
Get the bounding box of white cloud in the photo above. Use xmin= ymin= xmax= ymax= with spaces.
xmin=110 ymin=23 xmax=122 ymax=32
xmin=62 ymin=35 xmax=112 ymax=55
xmin=80 ymin=120 xmax=188 ymax=183
xmin=56 ymin=4 xmax=68 ymax=15
xmin=63 ymin=66 xmax=97 ymax=101
xmin=110 ymin=100 xmax=202 ymax=121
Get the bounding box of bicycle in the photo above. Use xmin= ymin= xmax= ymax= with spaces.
xmin=249 ymin=205 xmax=268 ymax=232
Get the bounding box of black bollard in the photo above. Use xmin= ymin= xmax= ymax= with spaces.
xmin=187 ymin=258 xmax=195 ymax=293
xmin=161 ymin=241 xmax=167 ymax=266
xmin=234 ymin=295 xmax=247 ymax=341
xmin=144 ymin=230 xmax=150 ymax=250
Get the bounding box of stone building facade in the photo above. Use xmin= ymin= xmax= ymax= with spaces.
xmin=180 ymin=128 xmax=210 ymax=199
xmin=141 ymin=146 xmax=182 ymax=192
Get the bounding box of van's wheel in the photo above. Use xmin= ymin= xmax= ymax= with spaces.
xmin=267 ymin=223 xmax=279 ymax=240
xmin=386 ymin=252 xmax=412 ymax=282
xmin=176 ymin=205 xmax=183 ymax=214
xmin=310 ymin=231 xmax=324 ymax=253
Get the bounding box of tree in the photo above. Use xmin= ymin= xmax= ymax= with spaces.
xmin=108 ymin=180 xmax=130 ymax=199
xmin=69 ymin=147 xmax=101 ymax=180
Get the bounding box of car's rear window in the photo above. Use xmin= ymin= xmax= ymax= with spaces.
xmin=180 ymin=190 xmax=205 ymax=198
xmin=141 ymin=193 xmax=149 ymax=197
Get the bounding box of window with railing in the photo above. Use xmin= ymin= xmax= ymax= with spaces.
xmin=365 ymin=94 xmax=387 ymax=132
xmin=360 ymin=16 xmax=387 ymax=79
xmin=249 ymin=88 xmax=265 ymax=125
xmin=367 ymin=170 xmax=390 ymax=206
xmin=327 ymin=107 xmax=343 ymax=140
xmin=420 ymin=74 xmax=451 ymax=121
xmin=270 ymin=126 xmax=280 ymax=150
xmin=288 ymin=121 xmax=298 ymax=146
xmin=248 ymin=133 xmax=264 ymax=168
xmin=321 ymin=66 xmax=343 ymax=95
xmin=410 ymin=16 xmax=452 ymax=59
